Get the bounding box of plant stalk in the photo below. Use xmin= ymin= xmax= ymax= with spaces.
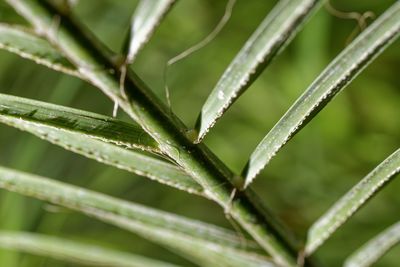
xmin=7 ymin=0 xmax=303 ymax=265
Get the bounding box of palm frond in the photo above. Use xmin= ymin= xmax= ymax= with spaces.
xmin=125 ymin=0 xmax=176 ymax=64
xmin=344 ymin=221 xmax=400 ymax=267
xmin=0 ymin=166 xmax=275 ymax=267
xmin=306 ymin=148 xmax=400 ymax=254
xmin=0 ymin=94 xmax=203 ymax=195
xmin=0 ymin=23 xmax=81 ymax=78
xmin=195 ymin=0 xmax=321 ymax=142
xmin=242 ymin=1 xmax=400 ymax=188
xmin=0 ymin=231 xmax=177 ymax=267
xmin=5 ymin=1 xmax=301 ymax=264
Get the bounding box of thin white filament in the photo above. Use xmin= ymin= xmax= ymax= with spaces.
xmin=325 ymin=0 xmax=375 ymax=44
xmin=163 ymin=0 xmax=237 ymax=108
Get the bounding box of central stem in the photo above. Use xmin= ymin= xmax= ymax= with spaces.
xmin=7 ymin=0 xmax=307 ymax=266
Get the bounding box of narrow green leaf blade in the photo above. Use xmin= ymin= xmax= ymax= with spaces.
xmin=0 ymin=167 xmax=275 ymax=267
xmin=305 ymin=149 xmax=400 ymax=255
xmin=344 ymin=221 xmax=400 ymax=267
xmin=242 ymin=1 xmax=400 ymax=187
xmin=195 ymin=0 xmax=321 ymax=142
xmin=0 ymin=94 xmax=203 ymax=195
xmin=0 ymin=231 xmax=177 ymax=267
xmin=126 ymin=0 xmax=175 ymax=63
xmin=0 ymin=93 xmax=157 ymax=151
xmin=0 ymin=23 xmax=81 ymax=78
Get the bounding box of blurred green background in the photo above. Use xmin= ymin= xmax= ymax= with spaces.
xmin=0 ymin=0 xmax=399 ymax=266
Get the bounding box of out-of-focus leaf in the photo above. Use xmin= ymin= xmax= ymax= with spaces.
xmin=242 ymin=1 xmax=400 ymax=188
xmin=0 ymin=167 xmax=276 ymax=267
xmin=306 ymin=149 xmax=400 ymax=255
xmin=195 ymin=0 xmax=321 ymax=142
xmin=0 ymin=23 xmax=81 ymax=78
xmin=0 ymin=231 xmax=177 ymax=267
xmin=126 ymin=0 xmax=176 ymax=63
xmin=0 ymin=94 xmax=204 ymax=195
xmin=0 ymin=78 xmax=82 ymax=266
xmin=344 ymin=221 xmax=400 ymax=267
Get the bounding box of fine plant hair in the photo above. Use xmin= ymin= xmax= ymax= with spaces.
xmin=0 ymin=1 xmax=399 ymax=267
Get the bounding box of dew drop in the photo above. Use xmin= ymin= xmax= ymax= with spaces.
xmin=218 ymin=90 xmax=225 ymax=100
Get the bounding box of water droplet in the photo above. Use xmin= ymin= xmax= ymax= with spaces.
xmin=217 ymin=90 xmax=225 ymax=100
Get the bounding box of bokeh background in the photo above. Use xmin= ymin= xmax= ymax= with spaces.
xmin=0 ymin=0 xmax=399 ymax=266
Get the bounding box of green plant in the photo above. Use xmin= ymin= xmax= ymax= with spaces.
xmin=0 ymin=0 xmax=399 ymax=266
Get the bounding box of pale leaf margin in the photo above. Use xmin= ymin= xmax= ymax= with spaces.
xmin=305 ymin=148 xmax=400 ymax=255
xmin=126 ymin=0 xmax=176 ymax=64
xmin=0 ymin=166 xmax=275 ymax=267
xmin=242 ymin=1 xmax=400 ymax=188
xmin=0 ymin=93 xmax=204 ymax=196
xmin=195 ymin=0 xmax=321 ymax=142
xmin=344 ymin=221 xmax=400 ymax=267
xmin=0 ymin=23 xmax=82 ymax=78
xmin=0 ymin=231 xmax=177 ymax=267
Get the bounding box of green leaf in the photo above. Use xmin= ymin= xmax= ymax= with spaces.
xmin=0 ymin=94 xmax=203 ymax=195
xmin=242 ymin=1 xmax=400 ymax=188
xmin=0 ymin=78 xmax=82 ymax=266
xmin=0 ymin=23 xmax=81 ymax=78
xmin=305 ymin=149 xmax=400 ymax=255
xmin=5 ymin=1 xmax=306 ymax=265
xmin=344 ymin=221 xmax=400 ymax=267
xmin=126 ymin=0 xmax=176 ymax=63
xmin=0 ymin=231 xmax=177 ymax=267
xmin=195 ymin=0 xmax=321 ymax=142
xmin=0 ymin=93 xmax=157 ymax=151
xmin=0 ymin=167 xmax=276 ymax=267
